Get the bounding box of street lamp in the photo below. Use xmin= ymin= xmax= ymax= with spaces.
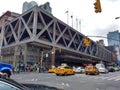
xmin=115 ymin=17 xmax=120 ymax=65
xmin=115 ymin=17 xmax=120 ymax=19
xmin=40 ymin=51 xmax=43 ymax=72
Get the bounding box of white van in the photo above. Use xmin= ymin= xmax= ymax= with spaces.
xmin=96 ymin=63 xmax=108 ymax=73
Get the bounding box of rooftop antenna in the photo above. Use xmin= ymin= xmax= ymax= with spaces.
xmin=65 ymin=10 xmax=69 ymax=25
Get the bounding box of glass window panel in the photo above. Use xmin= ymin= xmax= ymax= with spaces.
xmin=0 ymin=81 xmax=20 ymax=90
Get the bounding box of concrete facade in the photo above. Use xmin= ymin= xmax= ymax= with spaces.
xmin=0 ymin=11 xmax=20 ymax=61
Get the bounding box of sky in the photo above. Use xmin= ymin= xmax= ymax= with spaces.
xmin=0 ymin=0 xmax=120 ymax=45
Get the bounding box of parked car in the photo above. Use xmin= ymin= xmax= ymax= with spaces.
xmin=55 ymin=66 xmax=75 ymax=76
xmin=0 ymin=62 xmax=12 ymax=78
xmin=75 ymin=66 xmax=85 ymax=73
xmin=0 ymin=78 xmax=29 ymax=90
xmin=85 ymin=65 xmax=99 ymax=75
xmin=96 ymin=63 xmax=108 ymax=73
xmin=107 ymin=66 xmax=115 ymax=72
xmin=113 ymin=66 xmax=120 ymax=71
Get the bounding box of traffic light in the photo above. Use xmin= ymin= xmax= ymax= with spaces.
xmin=83 ymin=38 xmax=90 ymax=46
xmin=94 ymin=0 xmax=102 ymax=13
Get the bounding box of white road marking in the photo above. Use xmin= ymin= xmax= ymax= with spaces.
xmin=107 ymin=76 xmax=120 ymax=80
xmin=115 ymin=78 xmax=120 ymax=81
xmin=62 ymin=83 xmax=65 ymax=85
xmin=94 ymin=77 xmax=99 ymax=79
xmin=56 ymin=82 xmax=70 ymax=87
xmin=100 ymin=77 xmax=109 ymax=80
xmin=82 ymin=74 xmax=120 ymax=82
xmin=66 ymin=83 xmax=70 ymax=87
xmin=96 ymin=88 xmax=100 ymax=90
xmin=31 ymin=78 xmax=35 ymax=81
xmin=75 ymin=73 xmax=120 ymax=81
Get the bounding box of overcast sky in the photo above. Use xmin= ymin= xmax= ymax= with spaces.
xmin=0 ymin=0 xmax=120 ymax=45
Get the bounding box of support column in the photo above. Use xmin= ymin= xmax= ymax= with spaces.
xmin=24 ymin=44 xmax=27 ymax=65
xmin=51 ymin=47 xmax=55 ymax=66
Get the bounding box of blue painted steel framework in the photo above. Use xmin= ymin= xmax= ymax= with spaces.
xmin=2 ymin=6 xmax=112 ymax=63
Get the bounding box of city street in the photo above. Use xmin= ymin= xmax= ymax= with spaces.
xmin=0 ymin=1 xmax=120 ymax=90
xmin=11 ymin=71 xmax=120 ymax=90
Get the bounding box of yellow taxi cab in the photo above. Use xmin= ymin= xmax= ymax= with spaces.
xmin=48 ymin=66 xmax=56 ymax=73
xmin=85 ymin=65 xmax=99 ymax=75
xmin=55 ymin=66 xmax=75 ymax=76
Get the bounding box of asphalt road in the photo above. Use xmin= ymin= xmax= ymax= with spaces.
xmin=11 ymin=71 xmax=120 ymax=90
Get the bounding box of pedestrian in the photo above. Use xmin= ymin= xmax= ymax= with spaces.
xmin=29 ymin=66 xmax=33 ymax=72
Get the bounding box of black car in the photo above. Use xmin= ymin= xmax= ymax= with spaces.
xmin=107 ymin=66 xmax=115 ymax=72
xmin=0 ymin=78 xmax=29 ymax=90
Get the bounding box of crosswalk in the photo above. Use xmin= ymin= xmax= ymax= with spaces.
xmin=75 ymin=72 xmax=120 ymax=82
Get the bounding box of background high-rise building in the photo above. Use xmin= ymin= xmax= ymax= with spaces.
xmin=22 ymin=1 xmax=52 ymax=14
xmin=107 ymin=30 xmax=120 ymax=65
xmin=107 ymin=30 xmax=120 ymax=46
xmin=39 ymin=2 xmax=52 ymax=14
xmin=22 ymin=1 xmax=38 ymax=13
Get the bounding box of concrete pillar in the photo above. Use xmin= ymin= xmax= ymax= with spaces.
xmin=24 ymin=44 xmax=27 ymax=65
xmin=13 ymin=46 xmax=16 ymax=67
xmin=51 ymin=47 xmax=55 ymax=66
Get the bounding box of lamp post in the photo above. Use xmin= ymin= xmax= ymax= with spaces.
xmin=40 ymin=51 xmax=43 ymax=72
xmin=115 ymin=17 xmax=120 ymax=19
xmin=115 ymin=17 xmax=120 ymax=65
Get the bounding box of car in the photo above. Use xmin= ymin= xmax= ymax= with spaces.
xmin=107 ymin=66 xmax=115 ymax=72
xmin=0 ymin=62 xmax=12 ymax=78
xmin=48 ymin=68 xmax=57 ymax=73
xmin=48 ymin=66 xmax=57 ymax=73
xmin=75 ymin=66 xmax=85 ymax=73
xmin=113 ymin=66 xmax=120 ymax=71
xmin=85 ymin=65 xmax=99 ymax=75
xmin=0 ymin=72 xmax=9 ymax=78
xmin=96 ymin=63 xmax=108 ymax=73
xmin=0 ymin=78 xmax=29 ymax=90
xmin=55 ymin=66 xmax=75 ymax=76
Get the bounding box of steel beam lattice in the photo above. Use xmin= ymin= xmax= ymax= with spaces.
xmin=2 ymin=6 xmax=112 ymax=62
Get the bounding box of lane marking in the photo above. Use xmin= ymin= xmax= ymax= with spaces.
xmin=108 ymin=76 xmax=120 ymax=80
xmin=96 ymin=88 xmax=100 ymax=90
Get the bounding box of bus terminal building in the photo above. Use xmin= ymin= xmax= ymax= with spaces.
xmin=0 ymin=6 xmax=115 ymax=67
